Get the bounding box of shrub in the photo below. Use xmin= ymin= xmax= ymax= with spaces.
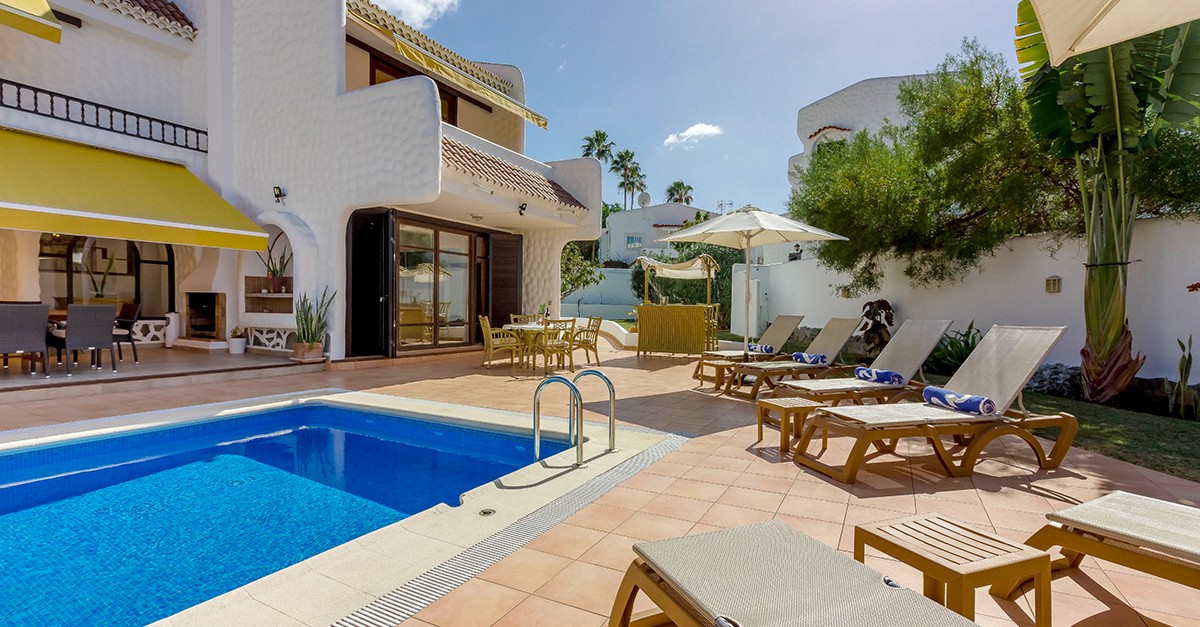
xmin=923 ymin=321 xmax=981 ymax=376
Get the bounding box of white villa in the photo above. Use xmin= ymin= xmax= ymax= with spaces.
xmin=600 ymin=202 xmax=712 ymax=263
xmin=0 ymin=0 xmax=600 ymax=361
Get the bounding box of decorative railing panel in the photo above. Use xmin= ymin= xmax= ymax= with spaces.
xmin=0 ymin=77 xmax=208 ymax=152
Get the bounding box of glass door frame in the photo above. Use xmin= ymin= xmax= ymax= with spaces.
xmin=393 ymin=215 xmax=482 ymax=352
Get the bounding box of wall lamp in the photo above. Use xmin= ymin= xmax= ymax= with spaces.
xmin=518 ymin=202 xmax=527 ymax=216
xmin=273 ymin=186 xmax=286 ymax=203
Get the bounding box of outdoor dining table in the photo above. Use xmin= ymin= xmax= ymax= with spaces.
xmin=502 ymin=322 xmax=544 ymax=368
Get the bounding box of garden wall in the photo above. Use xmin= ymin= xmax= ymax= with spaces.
xmin=751 ymin=217 xmax=1200 ymax=383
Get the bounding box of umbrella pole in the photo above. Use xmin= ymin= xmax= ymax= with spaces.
xmin=743 ymin=238 xmax=751 ymax=359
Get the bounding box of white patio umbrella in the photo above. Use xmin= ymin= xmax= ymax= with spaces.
xmin=659 ymin=205 xmax=846 ymax=354
xmin=1030 ymin=0 xmax=1200 ymax=66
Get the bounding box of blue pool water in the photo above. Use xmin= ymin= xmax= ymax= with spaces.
xmin=0 ymin=404 xmax=567 ymax=626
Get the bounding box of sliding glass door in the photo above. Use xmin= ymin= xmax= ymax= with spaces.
xmin=394 ymin=221 xmax=478 ymax=352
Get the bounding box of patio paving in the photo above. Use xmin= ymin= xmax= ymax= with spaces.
xmin=1 ymin=344 xmax=1197 ymax=626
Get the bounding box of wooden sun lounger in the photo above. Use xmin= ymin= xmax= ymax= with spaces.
xmin=695 ymin=314 xmax=803 ymax=364
xmin=724 ymin=317 xmax=860 ymax=399
xmin=793 ymin=325 xmax=1077 ymax=483
xmin=992 ymin=491 xmax=1200 ymax=599
xmin=771 ymin=319 xmax=952 ymax=405
xmin=608 ymin=520 xmax=977 ymax=627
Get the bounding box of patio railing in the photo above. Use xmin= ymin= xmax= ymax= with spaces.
xmin=0 ymin=77 xmax=208 ymax=152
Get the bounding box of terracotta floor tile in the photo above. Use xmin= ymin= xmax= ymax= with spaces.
xmin=680 ymin=465 xmax=741 ymax=485
xmin=619 ymin=472 xmax=676 ymax=493
xmin=776 ymin=494 xmax=849 ymax=524
xmin=576 ymin=533 xmax=642 ymax=571
xmin=694 ymin=454 xmax=752 ymax=473
xmin=413 ymin=578 xmax=527 ymax=627
xmin=696 ymin=503 xmax=775 ymax=528
xmin=611 ymin=511 xmax=696 ymax=541
xmin=661 ymin=477 xmax=729 ymax=502
xmin=731 ymin=472 xmax=793 ymax=494
xmin=715 ymin=485 xmax=785 ymax=512
xmin=534 ymin=561 xmax=628 ymax=616
xmin=639 ymin=493 xmax=714 ymax=522
xmin=492 ymin=594 xmax=606 ymax=627
xmin=524 ymin=523 xmax=607 ymax=560
xmin=1104 ymin=569 xmax=1200 ymax=618
xmin=592 ymin=486 xmax=658 ymax=511
xmin=477 ymin=548 xmax=574 ymax=593
xmin=564 ymin=503 xmax=637 ymax=532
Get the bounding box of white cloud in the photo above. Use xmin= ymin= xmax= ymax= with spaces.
xmin=374 ymin=0 xmax=460 ymax=29
xmin=663 ymin=123 xmax=723 ymax=149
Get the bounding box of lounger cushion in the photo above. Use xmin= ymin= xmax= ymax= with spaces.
xmin=633 ymin=520 xmax=975 ymax=626
xmin=923 ymin=385 xmax=997 ymax=415
xmin=855 ymin=367 xmax=905 ymax=385
xmin=1047 ymin=491 xmax=1200 ymax=564
xmin=792 ymin=352 xmax=828 ymax=365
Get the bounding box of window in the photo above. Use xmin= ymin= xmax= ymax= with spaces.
xmin=626 ymin=235 xmax=643 ymax=249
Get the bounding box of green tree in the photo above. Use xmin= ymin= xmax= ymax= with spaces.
xmin=665 ymin=180 xmax=694 ymax=204
xmin=621 ymin=163 xmax=647 ymax=209
xmin=610 ymin=149 xmax=639 ymax=210
xmin=1015 ymin=2 xmax=1200 ymax=401
xmin=601 ymin=201 xmax=624 ymax=228
xmin=581 ymin=129 xmax=614 ymax=164
xmin=561 ymin=241 xmax=601 ymax=298
xmin=789 ymin=40 xmax=1076 ymax=296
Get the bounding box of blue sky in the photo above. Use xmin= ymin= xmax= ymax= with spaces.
xmin=381 ymin=0 xmax=1021 ymax=214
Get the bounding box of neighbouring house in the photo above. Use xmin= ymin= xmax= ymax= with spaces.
xmin=600 ymin=202 xmax=712 ymax=263
xmin=0 ymin=0 xmax=600 ymax=361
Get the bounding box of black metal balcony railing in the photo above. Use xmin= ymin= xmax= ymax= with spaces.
xmin=0 ymin=77 xmax=207 ymax=152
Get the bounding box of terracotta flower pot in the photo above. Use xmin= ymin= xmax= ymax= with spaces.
xmin=290 ymin=341 xmax=324 ymax=363
xmin=269 ymin=275 xmax=285 ymax=294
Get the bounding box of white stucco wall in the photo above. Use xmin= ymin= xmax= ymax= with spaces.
xmin=751 ymin=218 xmax=1200 ymax=383
xmin=787 ymin=75 xmax=916 ymax=187
xmin=602 ymin=203 xmax=711 ymax=262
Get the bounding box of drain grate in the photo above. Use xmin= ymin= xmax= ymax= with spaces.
xmin=333 ymin=430 xmax=688 ymax=627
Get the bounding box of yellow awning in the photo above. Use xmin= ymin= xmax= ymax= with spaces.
xmin=0 ymin=130 xmax=267 ymax=250
xmin=0 ymin=0 xmax=61 ymax=43
xmin=391 ymin=36 xmax=549 ymax=130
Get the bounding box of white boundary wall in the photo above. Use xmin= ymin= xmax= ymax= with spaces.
xmin=755 ymin=218 xmax=1200 ymax=383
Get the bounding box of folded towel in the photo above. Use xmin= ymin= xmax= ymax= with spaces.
xmin=854 ymin=367 xmax=905 ymax=385
xmin=748 ymin=343 xmax=775 ymax=354
xmin=792 ymin=352 xmax=828 ymax=365
xmin=922 ymin=386 xmax=997 ymax=415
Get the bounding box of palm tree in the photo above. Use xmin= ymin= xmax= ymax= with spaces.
xmin=665 ymin=180 xmax=694 ymax=204
xmin=581 ymin=130 xmax=614 ymax=164
xmin=610 ymin=149 xmax=636 ymax=209
xmin=618 ymin=162 xmax=648 ymax=211
xmin=1016 ymin=1 xmax=1200 ymax=401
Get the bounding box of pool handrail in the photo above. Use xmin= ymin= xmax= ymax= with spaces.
xmin=573 ymin=369 xmax=617 ymax=453
xmin=532 ymin=375 xmax=586 ymax=467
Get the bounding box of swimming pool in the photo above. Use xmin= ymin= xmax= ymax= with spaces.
xmin=0 ymin=403 xmax=568 ymax=626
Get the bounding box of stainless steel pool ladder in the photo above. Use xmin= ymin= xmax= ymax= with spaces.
xmin=574 ymin=369 xmax=617 ymax=453
xmin=533 ymin=376 xmax=585 ymax=468
xmin=531 ymin=369 xmax=618 ymax=468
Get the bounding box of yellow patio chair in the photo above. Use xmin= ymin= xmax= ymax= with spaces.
xmin=478 ymin=315 xmax=521 ymax=369
xmin=534 ymin=318 xmax=576 ymax=374
xmin=573 ymin=316 xmax=603 ymax=365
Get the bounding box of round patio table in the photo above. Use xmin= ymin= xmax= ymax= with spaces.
xmin=502 ymin=322 xmax=543 ymax=368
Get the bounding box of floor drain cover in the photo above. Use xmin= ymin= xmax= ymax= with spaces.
xmin=479 ymin=508 xmax=496 ymax=516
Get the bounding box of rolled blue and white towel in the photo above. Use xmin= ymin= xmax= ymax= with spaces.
xmin=748 ymin=343 xmax=775 ymax=354
xmin=922 ymin=386 xmax=997 ymax=415
xmin=792 ymin=352 xmax=828 ymax=365
xmin=854 ymin=367 xmax=906 ymax=385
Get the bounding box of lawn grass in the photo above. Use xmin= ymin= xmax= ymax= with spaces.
xmin=612 ymin=319 xmax=636 ymax=331
xmin=1022 ymin=391 xmax=1200 ymax=482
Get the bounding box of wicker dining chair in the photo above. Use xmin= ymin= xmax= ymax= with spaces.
xmin=510 ymin=314 xmax=538 ymax=325
xmin=46 ymin=304 xmax=118 ymax=376
xmin=0 ymin=303 xmax=51 ymax=377
xmin=112 ymin=302 xmax=141 ymax=364
xmin=479 ymin=315 xmax=521 ymax=368
xmin=534 ymin=318 xmax=576 ymax=374
xmin=573 ymin=316 xmax=603 ymax=365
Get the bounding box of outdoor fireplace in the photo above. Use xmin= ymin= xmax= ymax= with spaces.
xmin=185 ymin=292 xmax=226 ymax=340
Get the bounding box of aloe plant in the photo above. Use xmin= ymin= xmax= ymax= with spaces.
xmin=295 ymin=287 xmax=335 ymax=345
xmin=1015 ymin=2 xmax=1200 ymax=401
xmin=256 ymin=233 xmax=293 ymax=278
xmin=1167 ymin=336 xmax=1197 ymax=419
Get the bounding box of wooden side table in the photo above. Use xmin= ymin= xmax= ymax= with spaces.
xmin=855 ymin=513 xmax=1052 ymax=626
xmin=696 ymin=358 xmax=736 ymax=389
xmin=756 ymin=397 xmax=823 ymax=453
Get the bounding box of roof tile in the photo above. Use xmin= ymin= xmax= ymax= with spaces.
xmin=441 ymin=137 xmax=587 ymax=211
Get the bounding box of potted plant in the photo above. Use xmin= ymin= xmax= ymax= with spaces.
xmin=859 ymin=299 xmax=894 ymax=359
xmin=256 ymin=233 xmax=293 ymax=293
xmin=228 ymin=327 xmax=247 ymax=354
xmin=292 ymin=287 xmax=334 ymax=363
